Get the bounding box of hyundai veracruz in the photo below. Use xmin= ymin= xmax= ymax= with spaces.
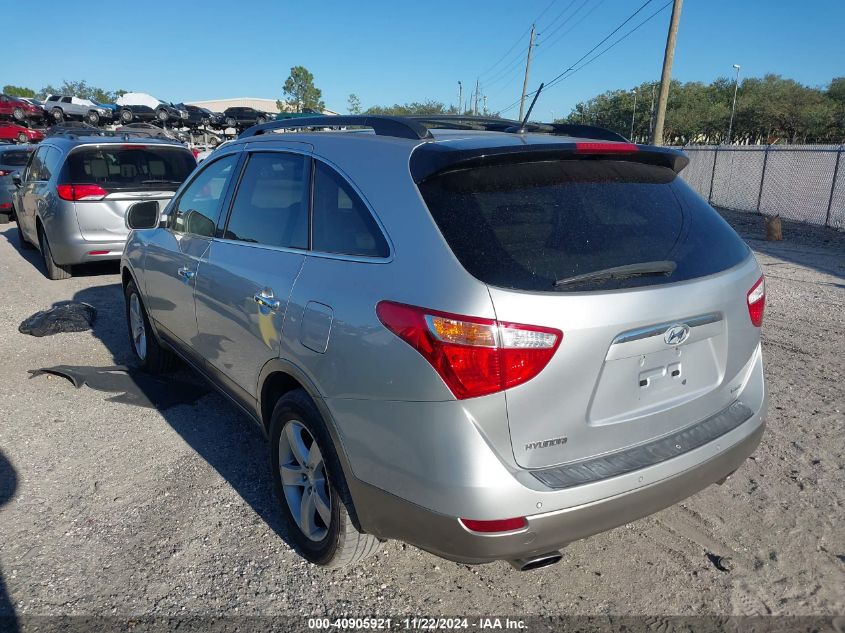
xmin=120 ymin=116 xmax=766 ymax=570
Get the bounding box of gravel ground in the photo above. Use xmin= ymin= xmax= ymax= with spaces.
xmin=0 ymin=211 xmax=843 ymax=622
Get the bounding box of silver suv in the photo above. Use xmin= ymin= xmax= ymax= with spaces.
xmin=44 ymin=95 xmax=113 ymax=126
xmin=121 ymin=116 xmax=767 ymax=570
xmin=13 ymin=131 xmax=196 ymax=279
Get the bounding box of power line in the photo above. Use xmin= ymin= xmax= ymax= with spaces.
xmin=478 ymin=0 xmax=555 ymax=81
xmin=495 ymin=0 xmax=663 ymax=115
xmin=537 ymin=0 xmax=608 ymax=52
xmin=536 ymin=0 xmax=588 ymax=44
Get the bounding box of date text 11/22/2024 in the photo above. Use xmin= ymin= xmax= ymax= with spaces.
xmin=307 ymin=617 xmax=526 ymax=630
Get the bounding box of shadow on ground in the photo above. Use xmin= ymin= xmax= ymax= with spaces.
xmin=717 ymin=208 xmax=845 ymax=283
xmin=19 ymin=279 xmax=293 ymax=557
xmin=0 ymin=449 xmax=19 ymax=632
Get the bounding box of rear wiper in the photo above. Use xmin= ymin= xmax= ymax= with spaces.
xmin=554 ymin=260 xmax=677 ymax=288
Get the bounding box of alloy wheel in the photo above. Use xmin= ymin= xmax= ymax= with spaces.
xmin=278 ymin=420 xmax=331 ymax=541
xmin=129 ymin=293 xmax=147 ymax=360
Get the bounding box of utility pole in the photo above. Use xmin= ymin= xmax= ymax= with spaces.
xmin=727 ymin=64 xmax=741 ymax=144
xmin=630 ymin=88 xmax=638 ymax=140
xmin=474 ymin=77 xmax=480 ymax=115
xmin=652 ymin=0 xmax=683 ymax=146
xmin=457 ymin=81 xmax=463 ymax=114
xmin=518 ymin=24 xmax=537 ymax=122
xmin=649 ymin=83 xmax=656 ymax=138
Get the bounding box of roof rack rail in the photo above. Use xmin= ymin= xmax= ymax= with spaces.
xmin=406 ymin=115 xmax=521 ymax=132
xmin=240 ymin=115 xmax=433 ymax=140
xmin=45 ymin=126 xmax=170 ymax=141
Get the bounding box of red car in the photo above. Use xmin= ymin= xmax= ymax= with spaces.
xmin=0 ymin=122 xmax=44 ymax=144
xmin=0 ymin=94 xmax=46 ymax=123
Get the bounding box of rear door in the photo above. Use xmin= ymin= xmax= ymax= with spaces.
xmin=194 ymin=145 xmax=312 ymax=398
xmin=418 ymin=156 xmax=761 ymax=469
xmin=63 ymin=144 xmax=196 ymax=242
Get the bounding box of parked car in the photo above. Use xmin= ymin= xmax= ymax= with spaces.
xmin=12 ymin=130 xmax=196 ymax=279
xmin=116 ymin=93 xmax=189 ymax=126
xmin=0 ymin=94 xmax=46 ymax=123
xmin=120 ymin=115 xmax=767 ymax=570
xmin=180 ymin=104 xmax=225 ymax=129
xmin=0 ymin=144 xmax=34 ymax=223
xmin=90 ymin=98 xmax=120 ymax=118
xmin=43 ymin=95 xmax=114 ymax=126
xmin=0 ymin=122 xmax=44 ymax=144
xmin=116 ymin=123 xmax=189 ymax=143
xmin=222 ymin=106 xmax=274 ymax=128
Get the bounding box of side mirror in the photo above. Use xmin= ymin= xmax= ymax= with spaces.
xmin=11 ymin=172 xmax=22 ymax=188
xmin=126 ymin=200 xmax=160 ymax=230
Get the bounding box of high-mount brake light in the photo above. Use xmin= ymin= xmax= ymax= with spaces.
xmin=376 ymin=301 xmax=562 ymax=399
xmin=575 ymin=142 xmax=639 ymax=154
xmin=56 ymin=184 xmax=108 ymax=201
xmin=747 ymin=275 xmax=766 ymax=327
xmin=121 ymin=145 xmax=146 ymax=150
xmin=459 ymin=517 xmax=528 ymax=533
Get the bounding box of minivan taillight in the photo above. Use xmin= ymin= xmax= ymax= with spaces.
xmin=56 ymin=184 xmax=108 ymax=201
xmin=747 ymin=275 xmax=766 ymax=327
xmin=376 ymin=301 xmax=562 ymax=399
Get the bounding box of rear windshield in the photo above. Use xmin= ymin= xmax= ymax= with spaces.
xmin=417 ymin=159 xmax=749 ymax=292
xmin=0 ymin=149 xmax=32 ymax=167
xmin=66 ymin=146 xmax=196 ymax=191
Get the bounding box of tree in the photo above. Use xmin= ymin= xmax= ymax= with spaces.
xmin=347 ymin=94 xmax=362 ymax=115
xmin=2 ymin=85 xmax=36 ymax=98
xmin=37 ymin=80 xmax=124 ymax=103
xmin=364 ymin=100 xmax=459 ymax=116
xmin=281 ymin=66 xmax=325 ymax=113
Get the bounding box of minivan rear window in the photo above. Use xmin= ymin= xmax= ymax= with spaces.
xmin=417 ymin=159 xmax=749 ymax=292
xmin=0 ymin=149 xmax=32 ymax=167
xmin=66 ymin=146 xmax=196 ymax=191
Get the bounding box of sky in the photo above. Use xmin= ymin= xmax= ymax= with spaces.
xmin=4 ymin=0 xmax=844 ymax=121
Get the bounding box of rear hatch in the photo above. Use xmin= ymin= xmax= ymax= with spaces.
xmin=416 ymin=144 xmax=762 ymax=469
xmin=63 ymin=143 xmax=196 ymax=241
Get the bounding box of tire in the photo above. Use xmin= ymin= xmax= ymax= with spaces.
xmin=12 ymin=107 xmax=23 ymax=121
xmin=87 ymin=111 xmax=100 ymax=126
xmin=269 ymin=389 xmax=382 ymax=568
xmin=156 ymin=108 xmax=168 ymax=123
xmin=38 ymin=229 xmax=72 ymax=280
xmin=124 ymin=279 xmax=178 ymax=374
xmin=17 ymin=133 xmax=27 ymax=143
xmin=225 ymin=117 xmax=236 ymax=128
xmin=120 ymin=109 xmax=133 ymax=124
xmin=51 ymin=108 xmax=64 ymax=123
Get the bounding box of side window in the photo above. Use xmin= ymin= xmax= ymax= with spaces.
xmin=224 ymin=152 xmax=309 ymax=249
xmin=42 ymin=148 xmax=62 ymax=181
xmin=171 ymin=154 xmax=238 ymax=237
xmin=27 ymin=147 xmax=51 ymax=181
xmin=61 ymin=96 xmax=72 ymax=103
xmin=312 ymin=161 xmax=389 ymax=257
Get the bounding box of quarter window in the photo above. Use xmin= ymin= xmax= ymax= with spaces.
xmin=312 ymin=161 xmax=389 ymax=257
xmin=171 ymin=154 xmax=238 ymax=237
xmin=224 ymin=152 xmax=310 ymax=249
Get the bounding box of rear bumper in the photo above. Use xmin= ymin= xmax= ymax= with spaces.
xmin=347 ymin=408 xmax=765 ymax=564
xmin=48 ymin=236 xmax=126 ymax=265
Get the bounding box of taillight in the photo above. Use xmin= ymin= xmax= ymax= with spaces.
xmin=459 ymin=517 xmax=527 ymax=533
xmin=0 ymin=202 xmax=11 ymax=210
xmin=575 ymin=142 xmax=639 ymax=154
xmin=56 ymin=184 xmax=108 ymax=201
xmin=0 ymin=170 xmax=11 ymax=177
xmin=376 ymin=301 xmax=562 ymax=399
xmin=747 ymin=275 xmax=765 ymax=327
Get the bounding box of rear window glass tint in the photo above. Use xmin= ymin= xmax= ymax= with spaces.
xmin=224 ymin=152 xmax=309 ymax=249
xmin=66 ymin=146 xmax=195 ymax=191
xmin=417 ymin=159 xmax=749 ymax=292
xmin=312 ymin=162 xmax=389 ymax=257
xmin=0 ymin=149 xmax=31 ymax=166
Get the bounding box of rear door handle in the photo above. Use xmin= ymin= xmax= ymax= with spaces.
xmin=177 ymin=266 xmax=195 ymax=282
xmin=253 ymin=290 xmax=281 ymax=312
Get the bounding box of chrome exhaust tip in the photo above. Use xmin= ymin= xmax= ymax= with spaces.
xmin=508 ymin=551 xmax=563 ymax=571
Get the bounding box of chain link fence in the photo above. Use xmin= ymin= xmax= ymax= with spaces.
xmin=679 ymin=145 xmax=845 ymax=230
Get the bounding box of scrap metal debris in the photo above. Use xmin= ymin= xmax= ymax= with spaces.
xmin=19 ymin=302 xmax=96 ymax=337
xmin=28 ymin=365 xmax=209 ymax=410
